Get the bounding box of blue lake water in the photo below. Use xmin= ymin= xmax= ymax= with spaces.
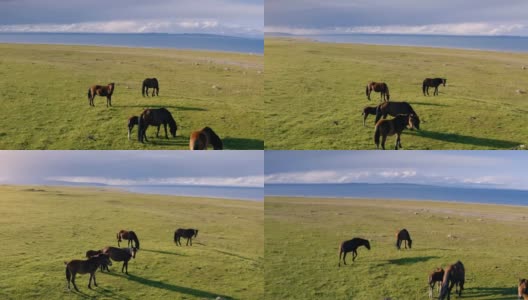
xmin=123 ymin=185 xmax=263 ymax=201
xmin=301 ymin=34 xmax=528 ymax=53
xmin=0 ymin=32 xmax=263 ymax=54
xmin=266 ymin=183 xmax=528 ymax=206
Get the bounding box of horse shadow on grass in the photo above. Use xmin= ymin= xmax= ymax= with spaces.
xmin=408 ymin=130 xmax=519 ymax=149
xmin=212 ymin=249 xmax=260 ymax=263
xmin=141 ymin=248 xmax=185 ymax=256
xmin=223 ymin=137 xmax=264 ymax=150
xmin=411 ymin=101 xmax=448 ymax=107
xmin=142 ymin=136 xmax=188 ymax=147
xmin=104 ymin=272 xmax=235 ymax=299
xmin=118 ymin=104 xmax=207 ymax=111
xmin=462 ymin=286 xmax=517 ymax=299
xmin=376 ymin=256 xmax=439 ymax=266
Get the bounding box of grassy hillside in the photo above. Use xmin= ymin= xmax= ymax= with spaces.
xmin=265 ymin=38 xmax=528 ymax=149
xmin=265 ymin=197 xmax=527 ymax=299
xmin=0 ymin=44 xmax=263 ymax=149
xmin=0 ymin=186 xmax=263 ymax=299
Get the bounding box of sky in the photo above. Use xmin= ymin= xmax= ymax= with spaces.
xmin=265 ymin=0 xmax=528 ymax=36
xmin=0 ymin=0 xmax=263 ymax=37
xmin=265 ymin=151 xmax=528 ymax=190
xmin=0 ymin=151 xmax=263 ymax=188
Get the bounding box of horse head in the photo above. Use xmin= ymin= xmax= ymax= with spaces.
xmin=408 ymin=114 xmax=420 ymax=130
xmin=96 ymin=253 xmax=112 ymax=267
xmin=131 ymin=247 xmax=138 ymax=259
xmin=443 ymin=78 xmax=447 ymax=86
xmin=407 ymin=239 xmax=412 ymax=249
xmin=519 ymin=279 xmax=528 ymax=299
xmin=194 ymin=229 xmax=199 ymax=238
xmin=364 ymin=239 xmax=371 ymax=250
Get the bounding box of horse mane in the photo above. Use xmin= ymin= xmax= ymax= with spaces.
xmin=165 ymin=110 xmax=178 ymax=133
xmin=129 ymin=231 xmax=140 ymax=249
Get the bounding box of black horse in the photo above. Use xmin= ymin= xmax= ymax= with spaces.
xmin=396 ymin=229 xmax=412 ymax=250
xmin=362 ymin=106 xmax=378 ymax=127
xmin=423 ymin=78 xmax=446 ymax=96
xmin=142 ymin=78 xmax=159 ymax=97
xmin=137 ymin=108 xmax=178 ymax=143
xmin=374 ymin=114 xmax=420 ymax=150
xmin=127 ymin=116 xmax=138 ymax=140
xmin=174 ymin=228 xmax=199 ymax=246
xmin=374 ymin=101 xmax=419 ymax=124
xmin=338 ymin=238 xmax=371 ymax=267
xmin=439 ymin=261 xmax=465 ymax=300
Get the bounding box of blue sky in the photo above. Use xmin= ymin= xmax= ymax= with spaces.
xmin=0 ymin=151 xmax=263 ymax=188
xmin=265 ymin=151 xmax=528 ymax=190
xmin=0 ymin=0 xmax=263 ymax=37
xmin=265 ymin=0 xmax=528 ymax=36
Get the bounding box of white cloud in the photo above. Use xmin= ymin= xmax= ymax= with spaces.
xmin=47 ymin=176 xmax=263 ymax=188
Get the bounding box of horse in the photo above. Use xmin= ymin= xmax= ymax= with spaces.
xmin=127 ymin=116 xmax=139 ymax=140
xmin=338 ymin=238 xmax=371 ymax=267
xmin=87 ymin=83 xmax=115 ymax=107
xmin=117 ymin=230 xmax=140 ymax=249
xmin=518 ymin=279 xmax=528 ymax=299
xmin=374 ymin=114 xmax=419 ymax=150
xmin=174 ymin=228 xmax=199 ymax=246
xmin=65 ymin=253 xmax=111 ymax=291
xmin=366 ymin=82 xmax=390 ymax=102
xmin=85 ymin=250 xmax=111 ymax=272
xmin=438 ymin=261 xmax=465 ymax=300
xmin=362 ymin=106 xmax=378 ymax=127
xmin=102 ymin=247 xmax=137 ymax=275
xmin=423 ymin=78 xmax=446 ymax=96
xmin=142 ymin=78 xmax=159 ymax=97
xmin=137 ymin=108 xmax=178 ymax=143
xmin=396 ymin=229 xmax=412 ymax=250
xmin=189 ymin=127 xmax=223 ymax=150
xmin=429 ymin=268 xmax=445 ymax=298
xmin=374 ymin=101 xmax=419 ymax=124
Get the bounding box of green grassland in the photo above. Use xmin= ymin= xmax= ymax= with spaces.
xmin=265 ymin=38 xmax=528 ymax=149
xmin=0 ymin=43 xmax=263 ymax=149
xmin=0 ymin=186 xmax=263 ymax=299
xmin=265 ymin=197 xmax=528 ymax=299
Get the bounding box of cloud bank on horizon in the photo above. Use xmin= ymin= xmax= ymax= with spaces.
xmin=265 ymin=151 xmax=527 ymax=190
xmin=0 ymin=0 xmax=263 ymax=37
xmin=265 ymin=0 xmax=528 ymax=36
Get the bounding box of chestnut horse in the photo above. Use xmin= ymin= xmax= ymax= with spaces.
xmin=142 ymin=78 xmax=159 ymax=97
xmin=439 ymin=261 xmax=465 ymax=300
xmin=366 ymin=82 xmax=390 ymax=102
xmin=362 ymin=106 xmax=378 ymax=127
xmin=174 ymin=228 xmax=199 ymax=246
xmin=429 ymin=268 xmax=444 ymax=298
xmin=189 ymin=127 xmax=223 ymax=150
xmin=396 ymin=229 xmax=412 ymax=250
xmin=338 ymin=238 xmax=371 ymax=267
xmin=65 ymin=253 xmax=111 ymax=291
xmin=117 ymin=230 xmax=140 ymax=249
xmin=374 ymin=114 xmax=419 ymax=150
xmin=423 ymin=78 xmax=446 ymax=96
xmin=87 ymin=83 xmax=114 ymax=107
xmin=137 ymin=108 xmax=178 ymax=143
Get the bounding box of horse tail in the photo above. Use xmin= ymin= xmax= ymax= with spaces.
xmin=65 ymin=265 xmax=71 ymax=282
xmin=133 ymin=233 xmax=140 ymax=249
xmin=338 ymin=243 xmax=343 ymax=267
xmin=87 ymin=88 xmax=91 ymax=100
xmin=422 ymin=80 xmax=426 ymax=94
xmin=174 ymin=231 xmax=178 ymax=243
xmin=385 ymin=85 xmax=390 ymax=101
xmin=141 ymin=81 xmax=145 ymax=97
xmin=365 ymin=85 xmax=369 ymax=97
xmin=374 ymin=124 xmax=381 ymax=148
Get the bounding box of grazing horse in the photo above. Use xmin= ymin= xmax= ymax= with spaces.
xmin=65 ymin=254 xmax=111 ymax=291
xmin=137 ymin=108 xmax=178 ymax=143
xmin=519 ymin=279 xmax=528 ymax=299
xmin=374 ymin=101 xmax=420 ymax=124
xmin=102 ymin=247 xmax=137 ymax=275
xmin=423 ymin=78 xmax=446 ymax=96
xmin=396 ymin=229 xmax=412 ymax=250
xmin=362 ymin=106 xmax=378 ymax=127
xmin=189 ymin=127 xmax=223 ymax=150
xmin=338 ymin=238 xmax=371 ymax=267
xmin=429 ymin=268 xmax=445 ymax=298
xmin=142 ymin=78 xmax=159 ymax=97
xmin=87 ymin=83 xmax=115 ymax=107
xmin=117 ymin=230 xmax=140 ymax=249
xmin=374 ymin=114 xmax=419 ymax=150
xmin=85 ymin=250 xmax=111 ymax=272
xmin=439 ymin=261 xmax=465 ymax=300
xmin=366 ymin=82 xmax=390 ymax=102
xmin=174 ymin=228 xmax=199 ymax=246
xmin=127 ymin=116 xmax=139 ymax=140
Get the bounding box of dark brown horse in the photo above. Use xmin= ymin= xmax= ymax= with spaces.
xmin=338 ymin=238 xmax=371 ymax=267
xmin=137 ymin=108 xmax=178 ymax=143
xmin=142 ymin=78 xmax=159 ymax=97
xmin=396 ymin=229 xmax=412 ymax=250
xmin=127 ymin=116 xmax=139 ymax=140
xmin=102 ymin=247 xmax=137 ymax=275
xmin=65 ymin=253 xmax=111 ymax=291
xmin=87 ymin=83 xmax=115 ymax=107
xmin=85 ymin=250 xmax=111 ymax=272
xmin=366 ymin=82 xmax=390 ymax=102
xmin=174 ymin=228 xmax=199 ymax=246
xmin=374 ymin=114 xmax=419 ymax=150
xmin=374 ymin=101 xmax=419 ymax=124
xmin=429 ymin=268 xmax=445 ymax=298
xmin=518 ymin=279 xmax=528 ymax=299
xmin=362 ymin=106 xmax=378 ymax=127
xmin=423 ymin=78 xmax=446 ymax=96
xmin=439 ymin=261 xmax=465 ymax=300
xmin=117 ymin=230 xmax=140 ymax=249
xmin=189 ymin=127 xmax=223 ymax=150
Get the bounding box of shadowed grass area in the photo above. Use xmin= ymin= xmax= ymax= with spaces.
xmin=0 ymin=43 xmax=263 ymax=149
xmin=265 ymin=38 xmax=528 ymax=149
xmin=0 ymin=186 xmax=263 ymax=299
xmin=265 ymin=197 xmax=528 ymax=299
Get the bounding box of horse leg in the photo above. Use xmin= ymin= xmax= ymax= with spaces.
xmin=352 ymin=250 xmax=357 ymax=262
xmin=381 ymin=135 xmax=387 ymax=150
xmin=125 ymin=261 xmax=129 ymax=275
xmin=156 ymin=125 xmax=160 ymax=138
xmin=429 ymin=283 xmax=434 ymax=298
xmin=88 ymin=273 xmax=93 ymax=289
xmin=93 ymin=272 xmax=97 ymax=287
xmin=71 ymin=272 xmax=79 ymax=292
xmin=186 ymin=238 xmax=190 ymax=246
xmin=395 ymin=133 xmax=401 ymax=150
xmin=152 ymin=89 xmax=155 ymax=97
xmin=342 ymin=252 xmax=347 ymax=265
xmin=434 ymin=86 xmax=438 ymax=96
xmin=164 ymin=123 xmax=168 ymax=139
